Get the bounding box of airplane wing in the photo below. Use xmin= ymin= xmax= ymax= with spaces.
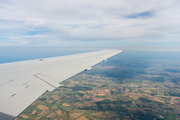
xmin=0 ymin=49 xmax=122 ymax=120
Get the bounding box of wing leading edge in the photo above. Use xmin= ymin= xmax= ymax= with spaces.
xmin=0 ymin=49 xmax=122 ymax=120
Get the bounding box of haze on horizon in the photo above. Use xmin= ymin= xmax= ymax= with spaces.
xmin=0 ymin=0 xmax=180 ymax=51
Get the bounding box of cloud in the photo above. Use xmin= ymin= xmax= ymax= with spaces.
xmin=126 ymin=11 xmax=153 ymax=19
xmin=0 ymin=0 xmax=179 ymax=49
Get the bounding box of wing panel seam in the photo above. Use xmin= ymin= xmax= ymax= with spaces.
xmin=34 ymin=73 xmax=57 ymax=89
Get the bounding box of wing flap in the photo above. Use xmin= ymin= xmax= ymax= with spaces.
xmin=0 ymin=81 xmax=47 ymax=119
xmin=0 ymin=78 xmax=28 ymax=103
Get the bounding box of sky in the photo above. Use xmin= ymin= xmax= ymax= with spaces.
xmin=0 ymin=0 xmax=180 ymax=50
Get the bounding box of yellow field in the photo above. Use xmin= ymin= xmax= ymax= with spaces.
xmin=93 ymin=98 xmax=105 ymax=102
xmin=31 ymin=110 xmax=37 ymax=115
xmin=36 ymin=105 xmax=49 ymax=110
xmin=35 ymin=116 xmax=41 ymax=120
xmin=78 ymin=91 xmax=85 ymax=93
xmin=62 ymin=103 xmax=70 ymax=106
xmin=76 ymin=116 xmax=89 ymax=120
xmin=56 ymin=110 xmax=62 ymax=116
xmin=20 ymin=115 xmax=29 ymax=119
xmin=70 ymin=113 xmax=82 ymax=118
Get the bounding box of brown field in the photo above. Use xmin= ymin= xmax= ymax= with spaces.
xmin=83 ymin=95 xmax=90 ymax=99
xmin=65 ymin=95 xmax=70 ymax=98
xmin=35 ymin=116 xmax=41 ymax=120
xmin=79 ymin=91 xmax=85 ymax=93
xmin=132 ymin=101 xmax=138 ymax=107
xmin=96 ymin=112 xmax=106 ymax=117
xmin=76 ymin=103 xmax=83 ymax=108
xmin=71 ymin=81 xmax=79 ymax=84
xmin=96 ymin=90 xmax=105 ymax=94
xmin=53 ymin=96 xmax=62 ymax=100
xmin=20 ymin=114 xmax=29 ymax=119
xmin=84 ymin=101 xmax=94 ymax=104
xmin=73 ymin=110 xmax=86 ymax=114
xmin=62 ymin=103 xmax=70 ymax=106
xmin=57 ymin=100 xmax=62 ymax=103
xmin=56 ymin=110 xmax=62 ymax=116
xmin=96 ymin=94 xmax=105 ymax=96
xmin=46 ymin=112 xmax=56 ymax=118
xmin=93 ymin=98 xmax=105 ymax=102
xmin=31 ymin=110 xmax=37 ymax=115
xmin=144 ymin=95 xmax=165 ymax=104
xmin=83 ymin=82 xmax=90 ymax=84
xmin=94 ymin=89 xmax=111 ymax=97
xmin=74 ymin=102 xmax=80 ymax=106
xmin=151 ymin=97 xmax=165 ymax=104
xmin=47 ymin=100 xmax=53 ymax=103
xmin=104 ymin=89 xmax=110 ymax=91
xmin=86 ymin=91 xmax=93 ymax=93
xmin=79 ymin=97 xmax=84 ymax=100
xmin=38 ymin=110 xmax=48 ymax=116
xmin=125 ymin=88 xmax=130 ymax=92
xmin=70 ymin=113 xmax=82 ymax=118
xmin=80 ymin=104 xmax=91 ymax=108
xmin=53 ymin=91 xmax=59 ymax=94
xmin=126 ymin=93 xmax=142 ymax=99
xmin=37 ymin=105 xmax=49 ymax=110
xmin=76 ymin=116 xmax=89 ymax=120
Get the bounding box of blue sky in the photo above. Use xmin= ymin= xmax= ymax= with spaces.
xmin=0 ymin=0 xmax=180 ymax=50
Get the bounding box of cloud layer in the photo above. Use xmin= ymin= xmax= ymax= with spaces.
xmin=0 ymin=0 xmax=180 ymax=49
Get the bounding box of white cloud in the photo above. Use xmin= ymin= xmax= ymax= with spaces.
xmin=0 ymin=0 xmax=180 ymax=49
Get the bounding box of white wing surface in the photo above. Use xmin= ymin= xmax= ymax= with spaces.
xmin=0 ymin=49 xmax=122 ymax=120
